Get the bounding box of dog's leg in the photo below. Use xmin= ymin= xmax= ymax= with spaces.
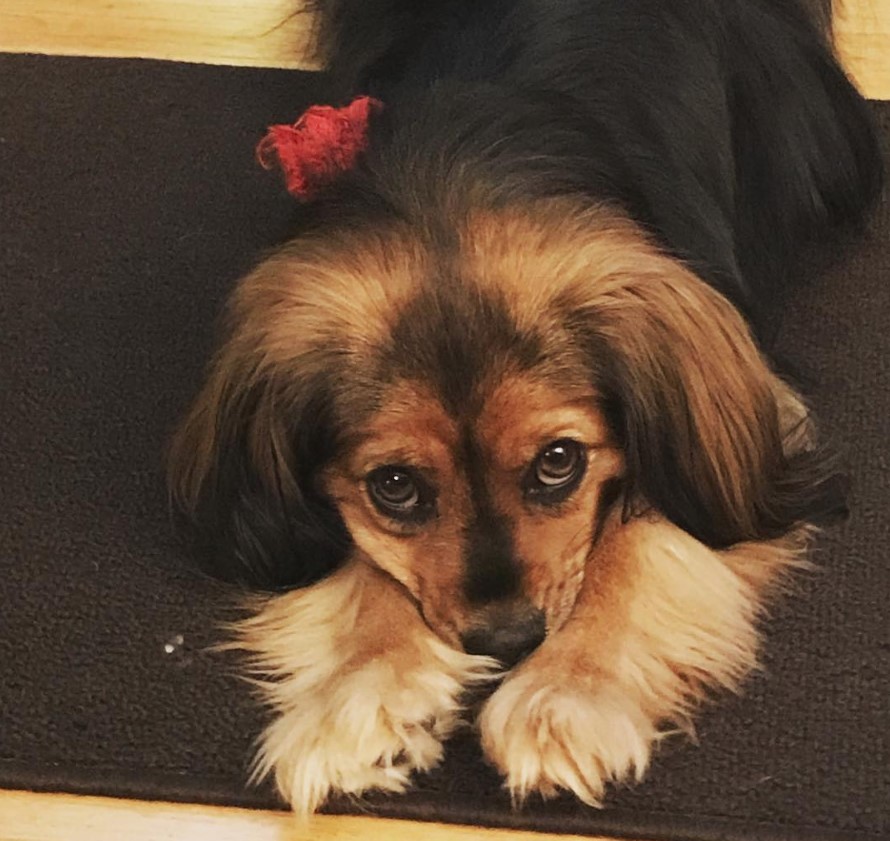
xmin=479 ymin=514 xmax=806 ymax=805
xmin=236 ymin=558 xmax=497 ymax=815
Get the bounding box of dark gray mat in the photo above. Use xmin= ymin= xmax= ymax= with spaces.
xmin=0 ymin=54 xmax=887 ymax=840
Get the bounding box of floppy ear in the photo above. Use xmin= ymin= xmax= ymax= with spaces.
xmin=578 ymin=253 xmax=843 ymax=548
xmin=168 ymin=302 xmax=351 ymax=590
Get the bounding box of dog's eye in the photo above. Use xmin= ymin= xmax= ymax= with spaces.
xmin=525 ymin=439 xmax=586 ymax=504
xmin=367 ymin=466 xmax=436 ymax=523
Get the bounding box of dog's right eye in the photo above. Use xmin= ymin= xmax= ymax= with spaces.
xmin=523 ymin=438 xmax=587 ymax=505
xmin=366 ymin=466 xmax=436 ymax=523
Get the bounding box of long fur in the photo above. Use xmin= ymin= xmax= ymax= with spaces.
xmin=233 ymin=560 xmax=497 ymax=814
xmin=310 ymin=0 xmax=881 ymax=319
xmin=174 ymin=0 xmax=879 ymax=584
xmin=479 ymin=515 xmax=811 ymax=804
xmin=170 ymin=0 xmax=882 ymax=815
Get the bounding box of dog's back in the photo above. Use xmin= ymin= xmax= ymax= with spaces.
xmin=309 ymin=0 xmax=883 ymax=333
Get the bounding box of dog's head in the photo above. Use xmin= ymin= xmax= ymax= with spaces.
xmin=170 ymin=198 xmax=833 ymax=665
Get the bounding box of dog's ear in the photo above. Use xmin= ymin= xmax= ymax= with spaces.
xmin=575 ymin=252 xmax=842 ymax=548
xmin=168 ymin=288 xmax=351 ymax=590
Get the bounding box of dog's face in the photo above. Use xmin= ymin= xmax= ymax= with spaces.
xmin=322 ymin=372 xmax=624 ymax=660
xmin=171 ymin=197 xmax=811 ymax=665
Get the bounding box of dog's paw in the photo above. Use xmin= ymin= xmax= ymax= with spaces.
xmin=479 ymin=669 xmax=659 ymax=806
xmin=253 ymin=637 xmax=496 ymax=815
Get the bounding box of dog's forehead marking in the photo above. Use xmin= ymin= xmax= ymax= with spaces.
xmin=384 ymin=276 xmax=543 ymax=416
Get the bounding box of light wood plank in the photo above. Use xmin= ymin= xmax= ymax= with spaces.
xmin=836 ymin=0 xmax=890 ymax=100
xmin=0 ymin=790 xmax=614 ymax=841
xmin=0 ymin=0 xmax=321 ymax=69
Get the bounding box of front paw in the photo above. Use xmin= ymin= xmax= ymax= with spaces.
xmin=254 ymin=638 xmax=495 ymax=815
xmin=479 ymin=669 xmax=658 ymax=806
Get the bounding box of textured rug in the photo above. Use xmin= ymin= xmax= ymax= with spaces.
xmin=0 ymin=54 xmax=887 ymax=841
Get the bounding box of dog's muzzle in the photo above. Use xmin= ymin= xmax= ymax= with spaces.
xmin=460 ymin=600 xmax=546 ymax=667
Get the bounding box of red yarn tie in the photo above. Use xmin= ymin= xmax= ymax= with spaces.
xmin=256 ymin=96 xmax=383 ymax=200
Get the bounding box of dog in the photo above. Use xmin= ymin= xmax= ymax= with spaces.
xmin=169 ymin=0 xmax=883 ymax=816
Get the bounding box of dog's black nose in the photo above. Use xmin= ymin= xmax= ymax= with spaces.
xmin=460 ymin=603 xmax=546 ymax=667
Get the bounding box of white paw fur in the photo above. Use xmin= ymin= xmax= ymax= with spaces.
xmin=480 ymin=674 xmax=658 ymax=805
xmin=479 ymin=518 xmax=807 ymax=805
xmin=232 ymin=562 xmax=497 ymax=815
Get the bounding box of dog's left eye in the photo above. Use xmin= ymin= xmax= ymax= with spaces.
xmin=367 ymin=466 xmax=436 ymax=523
xmin=524 ymin=439 xmax=587 ymax=504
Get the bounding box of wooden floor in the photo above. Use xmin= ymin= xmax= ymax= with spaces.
xmin=0 ymin=1 xmax=887 ymax=839
xmin=0 ymin=791 xmax=605 ymax=841
xmin=836 ymin=0 xmax=890 ymax=97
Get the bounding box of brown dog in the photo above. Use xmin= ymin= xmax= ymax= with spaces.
xmin=170 ymin=0 xmax=881 ymax=816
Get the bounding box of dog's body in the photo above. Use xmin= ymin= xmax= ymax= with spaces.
xmin=170 ymin=0 xmax=883 ymax=815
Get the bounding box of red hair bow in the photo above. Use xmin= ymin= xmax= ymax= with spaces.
xmin=256 ymin=96 xmax=383 ymax=201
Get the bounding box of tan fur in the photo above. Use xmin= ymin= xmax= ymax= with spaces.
xmin=325 ymin=373 xmax=625 ymax=643
xmin=323 ymin=380 xmax=471 ymax=644
xmin=169 ymin=224 xmax=424 ymax=512
xmin=463 ymin=201 xmax=792 ymax=543
xmin=475 ymin=375 xmax=625 ymax=633
xmin=479 ymin=514 xmax=810 ymax=805
xmin=234 ymin=558 xmax=498 ymax=816
xmin=174 ymin=198 xmax=819 ymax=814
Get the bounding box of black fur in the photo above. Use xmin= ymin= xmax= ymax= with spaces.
xmin=387 ymin=280 xmax=543 ymax=415
xmin=461 ymin=432 xmax=523 ymax=606
xmin=176 ymin=366 xmax=353 ymax=590
xmin=177 ymin=0 xmax=882 ymax=587
xmin=307 ymin=0 xmax=880 ymax=544
xmin=312 ymin=0 xmax=881 ymax=320
xmin=462 ymin=510 xmax=522 ymax=606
